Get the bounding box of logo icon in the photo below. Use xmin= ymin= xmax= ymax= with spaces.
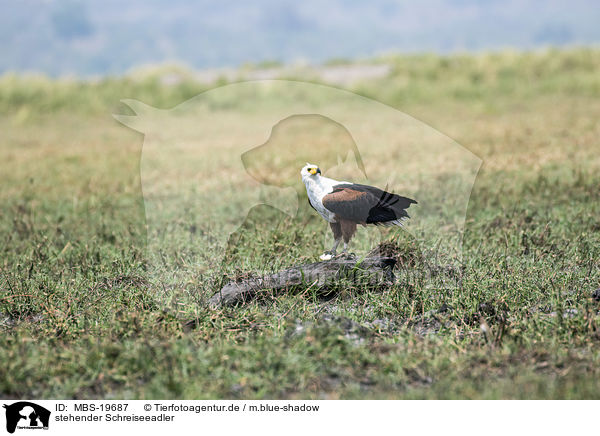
xmin=3 ymin=402 xmax=50 ymax=434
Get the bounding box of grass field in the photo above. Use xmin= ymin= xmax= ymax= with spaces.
xmin=1 ymin=48 xmax=599 ymax=399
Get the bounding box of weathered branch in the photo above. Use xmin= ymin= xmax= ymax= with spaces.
xmin=209 ymin=254 xmax=396 ymax=308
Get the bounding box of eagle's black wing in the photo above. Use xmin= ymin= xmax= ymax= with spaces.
xmin=322 ymin=183 xmax=417 ymax=224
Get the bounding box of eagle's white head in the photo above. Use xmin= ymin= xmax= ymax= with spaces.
xmin=301 ymin=163 xmax=321 ymax=181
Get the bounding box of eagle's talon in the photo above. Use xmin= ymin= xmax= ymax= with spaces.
xmin=319 ymin=251 xmax=335 ymax=261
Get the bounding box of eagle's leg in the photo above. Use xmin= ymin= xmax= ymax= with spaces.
xmin=320 ymin=222 xmax=342 ymax=261
xmin=339 ymin=220 xmax=357 ymax=257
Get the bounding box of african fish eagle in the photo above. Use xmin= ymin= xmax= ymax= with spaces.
xmin=301 ymin=163 xmax=417 ymax=260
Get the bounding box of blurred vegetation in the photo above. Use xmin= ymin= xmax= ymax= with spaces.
xmin=2 ymin=47 xmax=600 ymax=119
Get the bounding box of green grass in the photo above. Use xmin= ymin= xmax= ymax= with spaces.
xmin=1 ymin=48 xmax=600 ymax=399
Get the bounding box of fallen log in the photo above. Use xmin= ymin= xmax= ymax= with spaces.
xmin=209 ymin=253 xmax=396 ymax=308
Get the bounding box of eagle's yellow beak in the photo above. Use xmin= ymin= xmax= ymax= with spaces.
xmin=308 ymin=168 xmax=318 ymax=175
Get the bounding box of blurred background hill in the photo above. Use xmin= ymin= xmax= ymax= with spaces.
xmin=3 ymin=0 xmax=600 ymax=76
